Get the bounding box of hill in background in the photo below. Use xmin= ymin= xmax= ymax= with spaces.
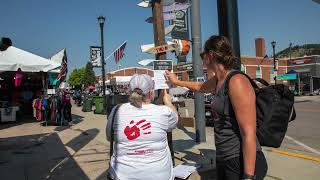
xmin=275 ymin=44 xmax=320 ymax=58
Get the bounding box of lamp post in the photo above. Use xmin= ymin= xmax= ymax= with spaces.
xmin=98 ymin=16 xmax=106 ymax=111
xmin=312 ymin=0 xmax=320 ymax=4
xmin=271 ymin=41 xmax=277 ymax=84
xmin=289 ymin=43 xmax=293 ymax=61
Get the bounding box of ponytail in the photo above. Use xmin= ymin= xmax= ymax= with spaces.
xmin=129 ymin=88 xmax=144 ymax=108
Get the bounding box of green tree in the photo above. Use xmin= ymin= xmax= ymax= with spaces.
xmin=82 ymin=62 xmax=97 ymax=88
xmin=68 ymin=68 xmax=85 ymax=87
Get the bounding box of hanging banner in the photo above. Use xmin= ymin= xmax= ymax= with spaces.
xmin=90 ymin=46 xmax=101 ymax=67
xmin=171 ymin=0 xmax=190 ymax=40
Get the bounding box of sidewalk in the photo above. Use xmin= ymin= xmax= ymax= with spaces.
xmin=295 ymin=95 xmax=320 ymax=102
xmin=0 ymin=104 xmax=319 ymax=180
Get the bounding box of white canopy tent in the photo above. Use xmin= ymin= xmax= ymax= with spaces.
xmin=48 ymin=48 xmax=65 ymax=73
xmin=0 ymin=46 xmax=60 ymax=72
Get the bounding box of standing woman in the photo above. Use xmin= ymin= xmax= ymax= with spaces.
xmin=166 ymin=36 xmax=268 ymax=180
xmin=106 ymin=74 xmax=178 ymax=180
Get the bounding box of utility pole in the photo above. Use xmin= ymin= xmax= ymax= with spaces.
xmin=152 ymin=0 xmax=166 ymax=60
xmin=151 ymin=0 xmax=174 ymax=164
xmin=217 ymin=0 xmax=241 ymax=70
xmin=190 ymin=0 xmax=206 ymax=142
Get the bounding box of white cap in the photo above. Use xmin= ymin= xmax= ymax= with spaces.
xmin=129 ymin=74 xmax=154 ymax=95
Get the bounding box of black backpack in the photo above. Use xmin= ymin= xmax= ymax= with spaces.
xmin=225 ymin=71 xmax=296 ymax=148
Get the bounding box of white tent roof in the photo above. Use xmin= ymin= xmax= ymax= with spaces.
xmin=50 ymin=49 xmax=64 ymax=64
xmin=0 ymin=46 xmax=60 ymax=72
xmin=48 ymin=49 xmax=65 ymax=73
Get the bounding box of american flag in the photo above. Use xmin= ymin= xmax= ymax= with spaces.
xmin=114 ymin=42 xmax=127 ymax=64
xmin=57 ymin=49 xmax=68 ymax=85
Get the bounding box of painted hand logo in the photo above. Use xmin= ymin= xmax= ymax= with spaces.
xmin=124 ymin=119 xmax=151 ymax=140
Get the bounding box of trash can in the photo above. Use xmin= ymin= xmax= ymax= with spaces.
xmin=82 ymin=95 xmax=93 ymax=112
xmin=94 ymin=96 xmax=106 ymax=114
xmin=106 ymin=95 xmax=129 ymax=115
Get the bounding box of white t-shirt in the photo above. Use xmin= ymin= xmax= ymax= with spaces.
xmin=106 ymin=103 xmax=178 ymax=180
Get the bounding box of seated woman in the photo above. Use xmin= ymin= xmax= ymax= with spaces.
xmin=106 ymin=74 xmax=178 ymax=180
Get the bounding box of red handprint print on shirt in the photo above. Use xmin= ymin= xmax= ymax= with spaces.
xmin=124 ymin=119 xmax=151 ymax=140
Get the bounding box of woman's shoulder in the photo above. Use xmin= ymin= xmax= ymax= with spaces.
xmin=143 ymin=104 xmax=171 ymax=112
xmin=229 ymin=73 xmax=251 ymax=86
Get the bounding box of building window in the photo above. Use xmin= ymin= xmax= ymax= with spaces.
xmin=256 ymin=66 xmax=262 ymax=78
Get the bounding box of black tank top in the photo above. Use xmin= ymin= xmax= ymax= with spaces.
xmin=211 ymin=71 xmax=261 ymax=162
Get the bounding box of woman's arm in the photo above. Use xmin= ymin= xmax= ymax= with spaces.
xmin=165 ymin=71 xmax=217 ymax=93
xmin=162 ymin=90 xmax=178 ymax=114
xmin=229 ymin=74 xmax=257 ymax=176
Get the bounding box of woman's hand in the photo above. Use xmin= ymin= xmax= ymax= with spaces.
xmin=165 ymin=70 xmax=179 ymax=85
xmin=162 ymin=89 xmax=178 ymax=114
xmin=162 ymin=89 xmax=172 ymax=106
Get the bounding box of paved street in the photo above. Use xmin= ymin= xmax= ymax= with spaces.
xmin=285 ymin=96 xmax=320 ymax=154
xmin=0 ymin=97 xmax=319 ymax=180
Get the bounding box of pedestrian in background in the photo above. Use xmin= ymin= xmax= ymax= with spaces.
xmin=166 ymin=35 xmax=268 ymax=180
xmin=106 ymin=74 xmax=178 ymax=180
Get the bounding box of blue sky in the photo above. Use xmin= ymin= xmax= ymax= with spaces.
xmin=1 ymin=0 xmax=320 ymax=76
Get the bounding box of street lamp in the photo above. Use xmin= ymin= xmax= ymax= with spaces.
xmin=312 ymin=0 xmax=320 ymax=4
xmin=271 ymin=41 xmax=277 ymax=84
xmin=289 ymin=43 xmax=293 ymax=60
xmin=98 ymin=16 xmax=106 ymax=112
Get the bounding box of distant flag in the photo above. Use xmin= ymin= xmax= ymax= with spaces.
xmin=114 ymin=41 xmax=127 ymax=64
xmin=57 ymin=49 xmax=68 ymax=85
xmin=57 ymin=51 xmax=67 ymax=84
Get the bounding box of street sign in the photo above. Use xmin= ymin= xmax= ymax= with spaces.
xmin=165 ymin=25 xmax=175 ymax=35
xmin=143 ymin=43 xmax=178 ymax=54
xmin=137 ymin=1 xmax=151 ymax=8
xmin=145 ymin=12 xmax=176 ymax=23
xmin=138 ymin=0 xmax=176 ymax=8
xmin=163 ymin=2 xmax=191 ymax=12
xmin=138 ymin=59 xmax=155 ymax=66
xmin=153 ymin=60 xmax=173 ymax=71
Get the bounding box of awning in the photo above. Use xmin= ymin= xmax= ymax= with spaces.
xmin=0 ymin=46 xmax=60 ymax=72
xmin=294 ymin=69 xmax=311 ymax=73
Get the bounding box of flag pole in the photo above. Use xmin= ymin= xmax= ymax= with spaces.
xmin=105 ymin=41 xmax=127 ymax=61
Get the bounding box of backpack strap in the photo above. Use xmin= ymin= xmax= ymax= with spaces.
xmin=224 ymin=71 xmax=259 ymax=95
xmin=222 ymin=71 xmax=259 ymax=117
xmin=109 ymin=104 xmax=122 ymax=158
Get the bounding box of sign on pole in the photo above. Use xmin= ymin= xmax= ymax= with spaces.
xmin=143 ymin=43 xmax=178 ymax=54
xmin=171 ymin=0 xmax=190 ymax=40
xmin=90 ymin=46 xmax=102 ymax=67
xmin=153 ymin=60 xmax=173 ymax=90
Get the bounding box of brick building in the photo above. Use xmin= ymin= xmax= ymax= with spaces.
xmin=96 ymin=67 xmax=154 ymax=83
